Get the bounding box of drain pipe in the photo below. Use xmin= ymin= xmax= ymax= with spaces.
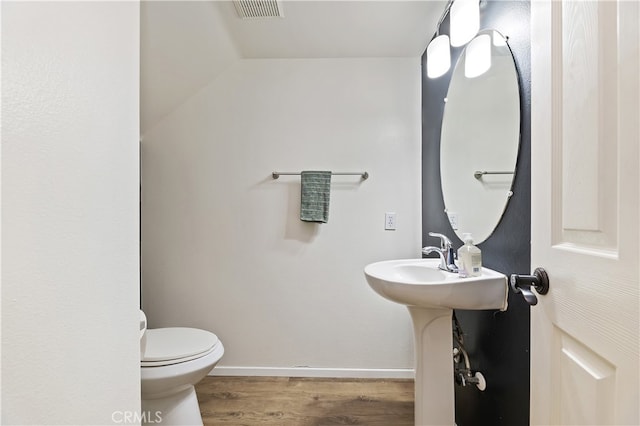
xmin=452 ymin=313 xmax=486 ymax=391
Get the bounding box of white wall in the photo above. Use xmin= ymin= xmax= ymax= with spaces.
xmin=141 ymin=1 xmax=241 ymax=134
xmin=2 ymin=2 xmax=140 ymax=423
xmin=141 ymin=58 xmax=421 ymax=376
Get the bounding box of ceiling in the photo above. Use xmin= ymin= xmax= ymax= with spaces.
xmin=140 ymin=0 xmax=446 ymax=134
xmin=215 ymin=0 xmax=446 ymax=58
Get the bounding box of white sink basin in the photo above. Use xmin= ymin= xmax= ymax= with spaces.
xmin=364 ymin=257 xmax=509 ymax=425
xmin=364 ymin=258 xmax=508 ymax=311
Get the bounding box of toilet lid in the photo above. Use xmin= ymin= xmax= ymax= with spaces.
xmin=142 ymin=327 xmax=219 ymax=362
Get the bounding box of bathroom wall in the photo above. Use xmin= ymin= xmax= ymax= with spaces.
xmin=422 ymin=1 xmax=531 ymax=425
xmin=140 ymin=1 xmax=241 ymax=134
xmin=141 ymin=58 xmax=421 ymax=376
xmin=2 ymin=2 xmax=141 ymax=424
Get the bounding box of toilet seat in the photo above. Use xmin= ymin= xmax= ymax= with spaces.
xmin=141 ymin=327 xmax=220 ymax=367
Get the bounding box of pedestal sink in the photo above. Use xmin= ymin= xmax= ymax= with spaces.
xmin=364 ymin=258 xmax=508 ymax=426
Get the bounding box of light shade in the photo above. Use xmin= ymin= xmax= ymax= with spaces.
xmin=465 ymin=34 xmax=492 ymax=78
xmin=426 ymin=34 xmax=451 ymax=79
xmin=450 ymin=0 xmax=480 ymax=47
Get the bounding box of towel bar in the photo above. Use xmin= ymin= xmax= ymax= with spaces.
xmin=272 ymin=171 xmax=369 ymax=180
xmin=473 ymin=171 xmax=514 ymax=179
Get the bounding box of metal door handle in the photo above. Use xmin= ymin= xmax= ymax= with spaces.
xmin=510 ymin=268 xmax=550 ymax=306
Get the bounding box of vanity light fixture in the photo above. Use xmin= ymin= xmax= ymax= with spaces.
xmin=450 ymin=0 xmax=480 ymax=47
xmin=427 ymin=34 xmax=451 ymax=78
xmin=427 ymin=0 xmax=482 ymax=79
xmin=465 ymin=33 xmax=492 ymax=78
xmin=426 ymin=0 xmax=454 ymax=79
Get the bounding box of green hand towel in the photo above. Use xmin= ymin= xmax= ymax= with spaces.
xmin=300 ymin=171 xmax=332 ymax=223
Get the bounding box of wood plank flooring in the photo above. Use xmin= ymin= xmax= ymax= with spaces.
xmin=195 ymin=376 xmax=414 ymax=426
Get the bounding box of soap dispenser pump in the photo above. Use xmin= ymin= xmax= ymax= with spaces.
xmin=457 ymin=233 xmax=482 ymax=277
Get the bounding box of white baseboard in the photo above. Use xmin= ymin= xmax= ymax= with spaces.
xmin=208 ymin=366 xmax=415 ymax=379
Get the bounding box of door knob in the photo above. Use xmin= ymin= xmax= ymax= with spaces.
xmin=510 ymin=268 xmax=550 ymax=306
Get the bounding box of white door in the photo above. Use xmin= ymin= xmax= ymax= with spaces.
xmin=530 ymin=0 xmax=639 ymax=425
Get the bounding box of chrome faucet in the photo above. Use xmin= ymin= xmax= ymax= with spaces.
xmin=422 ymin=232 xmax=458 ymax=273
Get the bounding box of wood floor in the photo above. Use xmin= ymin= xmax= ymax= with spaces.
xmin=195 ymin=376 xmax=414 ymax=426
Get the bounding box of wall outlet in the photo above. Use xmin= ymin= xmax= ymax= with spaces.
xmin=447 ymin=212 xmax=459 ymax=230
xmin=385 ymin=212 xmax=397 ymax=230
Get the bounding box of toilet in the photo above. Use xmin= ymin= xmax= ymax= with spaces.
xmin=140 ymin=311 xmax=224 ymax=426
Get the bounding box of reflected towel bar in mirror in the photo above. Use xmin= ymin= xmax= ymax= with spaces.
xmin=272 ymin=171 xmax=369 ymax=180
xmin=473 ymin=171 xmax=515 ymax=179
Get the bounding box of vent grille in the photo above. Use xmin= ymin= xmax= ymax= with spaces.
xmin=233 ymin=0 xmax=284 ymax=19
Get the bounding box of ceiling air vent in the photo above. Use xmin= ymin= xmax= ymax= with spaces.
xmin=233 ymin=0 xmax=284 ymax=19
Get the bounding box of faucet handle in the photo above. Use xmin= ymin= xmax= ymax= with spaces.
xmin=428 ymin=232 xmax=453 ymax=249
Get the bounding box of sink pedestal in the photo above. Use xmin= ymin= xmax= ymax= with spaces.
xmin=364 ymin=258 xmax=508 ymax=425
xmin=408 ymin=306 xmax=454 ymax=426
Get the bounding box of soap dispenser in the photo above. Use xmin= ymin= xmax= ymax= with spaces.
xmin=457 ymin=233 xmax=482 ymax=277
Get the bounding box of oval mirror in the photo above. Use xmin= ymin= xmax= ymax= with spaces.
xmin=440 ymin=29 xmax=520 ymax=244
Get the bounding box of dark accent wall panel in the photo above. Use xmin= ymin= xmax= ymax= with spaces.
xmin=421 ymin=2 xmax=531 ymax=425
